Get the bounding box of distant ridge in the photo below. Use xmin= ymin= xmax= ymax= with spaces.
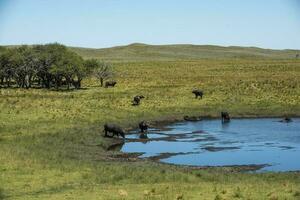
xmin=2 ymin=43 xmax=300 ymax=61
xmin=69 ymin=43 xmax=300 ymax=61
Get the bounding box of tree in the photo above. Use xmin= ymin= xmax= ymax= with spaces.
xmin=11 ymin=46 xmax=38 ymax=88
xmin=65 ymin=51 xmax=85 ymax=89
xmin=0 ymin=43 xmax=90 ymax=90
xmin=92 ymin=60 xmax=114 ymax=87
xmin=0 ymin=49 xmax=15 ymax=87
xmin=0 ymin=48 xmax=7 ymax=86
xmin=33 ymin=43 xmax=70 ymax=89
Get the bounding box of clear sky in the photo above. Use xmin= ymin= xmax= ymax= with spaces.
xmin=0 ymin=0 xmax=299 ymax=49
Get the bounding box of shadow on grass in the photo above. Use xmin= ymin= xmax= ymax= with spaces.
xmin=0 ymin=85 xmax=89 ymax=92
xmin=3 ymin=184 xmax=75 ymax=200
xmin=0 ymin=188 xmax=5 ymax=200
xmin=49 ymin=87 xmax=89 ymax=92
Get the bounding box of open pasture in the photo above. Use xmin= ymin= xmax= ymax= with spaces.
xmin=1 ymin=58 xmax=300 ymax=199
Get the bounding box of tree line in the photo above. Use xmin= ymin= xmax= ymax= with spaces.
xmin=0 ymin=43 xmax=113 ymax=89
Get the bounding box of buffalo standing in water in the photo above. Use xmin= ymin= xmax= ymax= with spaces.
xmin=139 ymin=121 xmax=149 ymax=133
xmin=105 ymin=80 xmax=117 ymax=88
xmin=104 ymin=123 xmax=125 ymax=138
xmin=192 ymin=89 xmax=204 ymax=99
xmin=138 ymin=121 xmax=149 ymax=139
xmin=132 ymin=95 xmax=145 ymax=106
xmin=279 ymin=117 xmax=292 ymax=123
xmin=184 ymin=115 xmax=202 ymax=121
xmin=221 ymin=112 xmax=230 ymax=123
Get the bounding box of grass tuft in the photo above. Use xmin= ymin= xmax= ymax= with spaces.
xmin=0 ymin=188 xmax=5 ymax=200
xmin=233 ymin=187 xmax=243 ymax=198
xmin=294 ymin=191 xmax=300 ymax=197
xmin=214 ymin=194 xmax=222 ymax=200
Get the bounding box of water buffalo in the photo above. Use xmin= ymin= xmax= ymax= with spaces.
xmin=192 ymin=89 xmax=203 ymax=99
xmin=183 ymin=115 xmax=202 ymax=121
xmin=104 ymin=123 xmax=125 ymax=138
xmin=139 ymin=132 xmax=148 ymax=139
xmin=139 ymin=120 xmax=149 ymax=133
xmin=279 ymin=117 xmax=292 ymax=123
xmin=221 ymin=112 xmax=230 ymax=123
xmin=132 ymin=95 xmax=145 ymax=106
xmin=105 ymin=80 xmax=117 ymax=88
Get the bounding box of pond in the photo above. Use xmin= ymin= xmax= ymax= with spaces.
xmin=121 ymin=118 xmax=300 ymax=172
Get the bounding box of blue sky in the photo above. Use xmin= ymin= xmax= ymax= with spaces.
xmin=0 ymin=0 xmax=299 ymax=49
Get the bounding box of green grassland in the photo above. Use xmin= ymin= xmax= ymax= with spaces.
xmin=1 ymin=44 xmax=300 ymax=199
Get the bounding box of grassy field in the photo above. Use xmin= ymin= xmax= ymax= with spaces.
xmin=1 ymin=47 xmax=300 ymax=199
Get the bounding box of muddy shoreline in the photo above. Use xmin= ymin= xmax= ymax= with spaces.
xmin=105 ymin=150 xmax=271 ymax=172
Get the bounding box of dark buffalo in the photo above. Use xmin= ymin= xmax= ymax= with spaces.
xmin=221 ymin=112 xmax=230 ymax=123
xmin=139 ymin=132 xmax=148 ymax=139
xmin=279 ymin=117 xmax=292 ymax=123
xmin=184 ymin=115 xmax=202 ymax=121
xmin=105 ymin=80 xmax=117 ymax=88
xmin=132 ymin=95 xmax=145 ymax=106
xmin=192 ymin=89 xmax=203 ymax=99
xmin=104 ymin=123 xmax=125 ymax=138
xmin=139 ymin=120 xmax=149 ymax=133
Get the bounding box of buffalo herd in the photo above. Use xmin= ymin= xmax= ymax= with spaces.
xmin=103 ymin=85 xmax=223 ymax=139
xmin=103 ymin=84 xmax=292 ymax=139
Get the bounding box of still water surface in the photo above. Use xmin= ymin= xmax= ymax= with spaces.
xmin=121 ymin=118 xmax=300 ymax=172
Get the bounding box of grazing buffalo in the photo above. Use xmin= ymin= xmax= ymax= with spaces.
xmin=105 ymin=80 xmax=117 ymax=88
xmin=104 ymin=123 xmax=125 ymax=138
xmin=221 ymin=112 xmax=230 ymax=123
xmin=139 ymin=120 xmax=149 ymax=133
xmin=132 ymin=95 xmax=145 ymax=106
xmin=192 ymin=89 xmax=204 ymax=99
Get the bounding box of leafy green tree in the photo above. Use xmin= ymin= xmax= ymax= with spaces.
xmin=34 ymin=43 xmax=67 ymax=88
xmin=0 ymin=48 xmax=7 ymax=86
xmin=11 ymin=46 xmax=38 ymax=88
xmin=64 ymin=51 xmax=84 ymax=89
xmin=0 ymin=49 xmax=15 ymax=87
xmin=0 ymin=43 xmax=90 ymax=90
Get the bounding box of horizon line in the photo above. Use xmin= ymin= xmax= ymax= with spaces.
xmin=1 ymin=42 xmax=300 ymax=51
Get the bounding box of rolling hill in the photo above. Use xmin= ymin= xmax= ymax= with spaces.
xmin=69 ymin=43 xmax=300 ymax=61
xmin=2 ymin=43 xmax=299 ymax=61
